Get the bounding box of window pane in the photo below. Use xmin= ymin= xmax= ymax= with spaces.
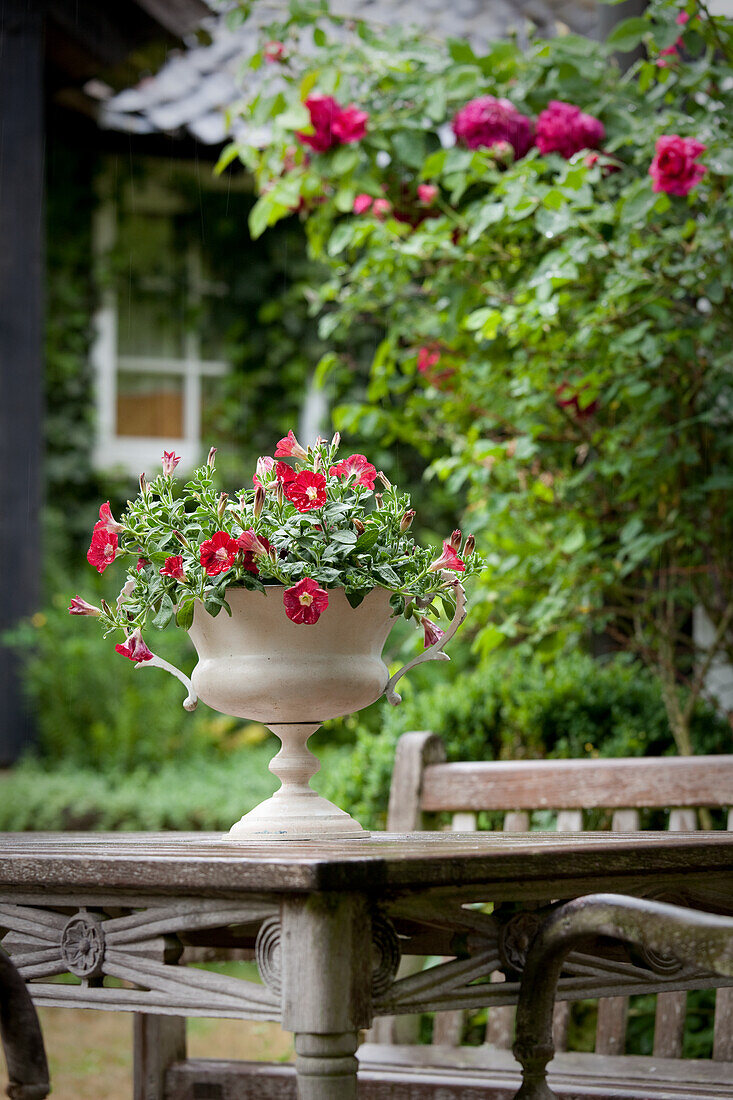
xmin=115 ymin=213 xmax=187 ymax=358
xmin=116 ymin=371 xmax=184 ymax=438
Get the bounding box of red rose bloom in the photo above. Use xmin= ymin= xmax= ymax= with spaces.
xmin=160 ymin=555 xmax=186 ymax=580
xmin=115 ymin=628 xmax=154 ymax=663
xmin=285 ymin=471 xmax=327 ymax=512
xmin=535 ymin=101 xmax=605 ymax=159
xmin=354 ymin=193 xmax=373 ymax=214
xmin=200 ymin=531 xmax=239 ymax=576
xmin=452 ymin=96 xmax=533 ymax=158
xmin=649 ymin=134 xmax=706 ymax=196
xmin=297 ymin=95 xmax=368 ymax=152
xmin=283 ymin=577 xmax=329 ymax=625
xmin=87 ymin=528 xmax=118 ymax=574
xmin=328 ymin=454 xmax=377 ymax=489
xmin=417 ymin=183 xmax=438 ymax=205
xmin=417 ymin=346 xmax=441 ymax=374
xmin=332 ymin=104 xmax=369 ymax=144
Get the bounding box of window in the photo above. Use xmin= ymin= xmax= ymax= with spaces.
xmin=91 ymin=162 xmax=231 ymax=477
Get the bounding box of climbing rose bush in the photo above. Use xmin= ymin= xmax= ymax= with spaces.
xmin=71 ymin=436 xmax=480 ymax=658
xmin=221 ymin=0 xmax=733 ymax=758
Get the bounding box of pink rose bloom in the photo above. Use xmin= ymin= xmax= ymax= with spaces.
xmin=159 ymin=555 xmax=186 ymax=581
xmin=115 ymin=627 xmax=154 ymax=663
xmin=417 ymin=346 xmax=441 ymax=374
xmin=68 ymin=595 xmax=101 ymax=616
xmin=264 ymin=40 xmax=286 ymax=63
xmin=535 ymin=101 xmax=605 ymax=160
xmin=372 ymin=198 xmax=391 ymax=220
xmin=649 ymin=134 xmax=706 ymax=196
xmin=417 ymin=183 xmax=438 ymax=205
xmin=676 ymin=11 xmax=690 ymax=24
xmin=353 ymin=193 xmax=373 ymax=215
xmin=283 ymin=577 xmax=329 ymax=625
xmin=328 ymin=454 xmax=377 ymax=489
xmin=332 ymin=104 xmax=369 ymax=144
xmin=452 ymin=96 xmax=534 ymax=158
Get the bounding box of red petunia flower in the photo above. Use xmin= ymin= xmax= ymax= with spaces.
xmin=283 ymin=577 xmax=329 ymax=625
xmin=87 ymin=528 xmax=118 ymax=574
xmin=274 ymin=429 xmax=308 ymax=459
xmin=328 ymin=454 xmax=377 ymax=489
xmin=96 ymin=501 xmax=123 ymax=533
xmin=200 ymin=531 xmax=239 ymax=576
xmin=275 ymin=460 xmax=297 ymax=484
xmin=284 ymin=471 xmax=328 ymax=512
xmin=136 ymin=557 xmax=149 ymax=572
xmin=160 ymin=555 xmax=186 ymax=581
xmin=428 ymin=540 xmax=466 ymax=573
xmin=115 ymin=627 xmax=154 ymax=663
xmin=68 ymin=595 xmax=101 ymax=616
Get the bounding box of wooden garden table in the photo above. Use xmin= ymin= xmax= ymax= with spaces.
xmin=1 ymin=830 xmax=732 ymax=1099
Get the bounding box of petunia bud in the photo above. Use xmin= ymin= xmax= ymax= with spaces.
xmin=374 ymin=493 xmax=384 ymax=509
xmin=139 ymin=473 xmax=147 ymax=495
xmin=68 ymin=595 xmax=101 ymax=617
xmin=377 ymin=471 xmax=392 ymax=490
xmin=330 ymin=431 xmax=340 ymax=450
xmin=450 ymin=529 xmax=462 ymax=551
xmin=276 ymin=482 xmax=285 ymax=506
xmin=217 ymin=492 xmax=228 ymax=521
xmin=207 ymin=446 xmax=217 ymax=468
xmin=173 ymin=529 xmax=190 ymax=548
xmin=100 ymin=598 xmax=114 ymax=617
xmin=353 ymin=518 xmax=365 ymax=534
xmin=463 ymin=534 xmax=475 ymax=556
xmin=400 ymin=509 xmax=416 ymax=533
xmin=253 ymin=485 xmax=265 ymax=518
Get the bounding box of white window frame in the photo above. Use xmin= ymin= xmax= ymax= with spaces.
xmin=91 ymin=198 xmax=228 ymax=478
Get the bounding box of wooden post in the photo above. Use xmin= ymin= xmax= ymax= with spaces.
xmin=281 ymin=893 xmax=372 ymax=1100
xmin=0 ymin=0 xmax=45 ymax=765
xmin=133 ymin=1015 xmax=186 ymax=1100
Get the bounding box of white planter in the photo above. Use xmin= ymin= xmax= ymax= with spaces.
xmin=140 ymin=580 xmax=466 ymax=842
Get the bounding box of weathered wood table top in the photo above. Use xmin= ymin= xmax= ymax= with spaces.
xmin=2 ymin=829 xmax=732 ymax=897
xmin=2 ymin=831 xmax=732 ymax=1099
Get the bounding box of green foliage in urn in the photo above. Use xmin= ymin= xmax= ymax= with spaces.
xmin=221 ymin=0 xmax=733 ymax=754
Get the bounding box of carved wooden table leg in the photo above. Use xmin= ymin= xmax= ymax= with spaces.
xmin=279 ymin=892 xmax=372 ymax=1099
xmin=512 ymin=893 xmax=733 ymax=1100
xmin=0 ymin=945 xmax=50 ymax=1100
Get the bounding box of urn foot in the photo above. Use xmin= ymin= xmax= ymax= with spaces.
xmin=223 ymin=722 xmax=370 ymax=842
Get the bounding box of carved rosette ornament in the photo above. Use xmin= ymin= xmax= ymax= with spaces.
xmin=499 ymin=911 xmax=545 ymax=974
xmin=60 ymin=911 xmax=105 ymax=979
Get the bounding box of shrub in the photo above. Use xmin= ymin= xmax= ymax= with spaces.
xmin=324 ymin=652 xmax=731 ymax=829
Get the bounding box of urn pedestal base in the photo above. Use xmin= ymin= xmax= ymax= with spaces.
xmin=224 ymin=722 xmax=370 ymax=842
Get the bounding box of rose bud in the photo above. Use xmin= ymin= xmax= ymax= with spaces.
xmin=463 ymin=534 xmax=476 ymax=556
xmin=217 ymin=492 xmax=228 ymax=521
xmin=207 ymin=446 xmax=217 ymax=468
xmin=353 ymin=518 xmax=366 ymax=534
xmin=450 ymin=529 xmax=462 ymax=551
xmin=254 ymin=485 xmax=265 ymax=518
xmin=400 ymin=509 xmax=416 ymax=533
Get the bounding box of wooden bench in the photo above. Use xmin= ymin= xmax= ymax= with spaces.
xmin=358 ymin=731 xmax=733 ymax=1098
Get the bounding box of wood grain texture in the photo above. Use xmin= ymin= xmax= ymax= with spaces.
xmin=2 ymin=831 xmax=732 ymax=896
xmin=420 ymin=756 xmax=733 ymax=812
xmin=387 ymin=731 xmax=446 ymax=832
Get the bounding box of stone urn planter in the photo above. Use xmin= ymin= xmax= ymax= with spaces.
xmin=143 ymin=582 xmax=465 ymax=841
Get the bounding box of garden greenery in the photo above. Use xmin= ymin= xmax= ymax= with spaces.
xmin=220 ymin=0 xmax=733 ymax=755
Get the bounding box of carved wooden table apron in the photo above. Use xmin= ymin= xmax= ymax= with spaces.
xmin=1 ymin=831 xmax=733 ymax=1099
